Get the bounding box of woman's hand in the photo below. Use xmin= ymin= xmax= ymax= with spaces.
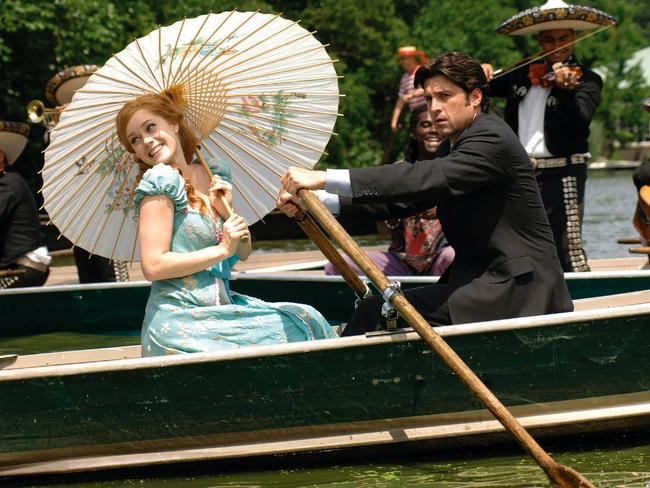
xmin=209 ymin=175 xmax=233 ymax=218
xmin=220 ymin=213 xmax=249 ymax=257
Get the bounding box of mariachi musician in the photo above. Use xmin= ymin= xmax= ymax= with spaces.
xmin=0 ymin=121 xmax=52 ymax=288
xmin=42 ymin=65 xmax=130 ymax=283
xmin=482 ymin=0 xmax=616 ymax=273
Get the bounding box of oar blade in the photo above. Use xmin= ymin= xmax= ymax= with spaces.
xmin=551 ymin=463 xmax=596 ymax=488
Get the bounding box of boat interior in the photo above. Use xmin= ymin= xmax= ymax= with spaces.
xmin=2 ymin=288 xmax=650 ymax=372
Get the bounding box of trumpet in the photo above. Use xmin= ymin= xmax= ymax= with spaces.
xmin=26 ymin=99 xmax=59 ymax=125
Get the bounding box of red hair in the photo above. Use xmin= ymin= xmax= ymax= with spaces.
xmin=116 ymin=91 xmax=207 ymax=214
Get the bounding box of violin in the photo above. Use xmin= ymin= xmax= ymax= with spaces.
xmin=528 ymin=62 xmax=583 ymax=89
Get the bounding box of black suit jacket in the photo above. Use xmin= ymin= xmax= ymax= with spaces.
xmin=489 ymin=58 xmax=602 ymax=156
xmin=344 ymin=112 xmax=573 ymax=324
xmin=0 ymin=171 xmax=45 ymax=268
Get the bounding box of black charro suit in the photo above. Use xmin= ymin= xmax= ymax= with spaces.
xmin=340 ymin=112 xmax=573 ymax=334
xmin=489 ymin=59 xmax=602 ymax=157
xmin=488 ymin=58 xmax=602 ymax=272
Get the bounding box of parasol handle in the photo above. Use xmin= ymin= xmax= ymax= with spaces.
xmin=194 ymin=148 xmax=249 ymax=242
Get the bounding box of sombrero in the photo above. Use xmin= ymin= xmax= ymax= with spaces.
xmin=496 ymin=0 xmax=616 ymax=36
xmin=0 ymin=121 xmax=29 ymax=165
xmin=45 ymin=64 xmax=98 ymax=106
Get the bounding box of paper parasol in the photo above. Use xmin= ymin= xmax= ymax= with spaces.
xmin=42 ymin=11 xmax=340 ymax=262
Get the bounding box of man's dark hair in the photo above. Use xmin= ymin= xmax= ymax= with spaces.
xmin=414 ymin=51 xmax=490 ymax=112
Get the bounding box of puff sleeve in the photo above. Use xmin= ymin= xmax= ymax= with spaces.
xmin=134 ymin=164 xmax=188 ymax=214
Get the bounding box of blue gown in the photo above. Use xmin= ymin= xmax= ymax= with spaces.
xmin=134 ymin=163 xmax=337 ymax=356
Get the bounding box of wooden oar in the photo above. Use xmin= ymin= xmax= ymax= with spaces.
xmin=194 ymin=148 xmax=248 ymax=242
xmin=0 ymin=269 xmax=27 ymax=279
xmin=298 ymin=188 xmax=594 ymax=488
xmin=292 ymin=207 xmax=371 ymax=301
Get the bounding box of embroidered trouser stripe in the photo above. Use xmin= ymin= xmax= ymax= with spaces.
xmin=113 ymin=260 xmax=130 ymax=282
xmin=535 ymin=164 xmax=589 ymax=273
xmin=562 ymin=175 xmax=590 ymax=272
xmin=0 ymin=276 xmax=19 ymax=289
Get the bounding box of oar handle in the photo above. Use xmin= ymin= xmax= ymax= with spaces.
xmin=194 ymin=148 xmax=249 ymax=242
xmin=298 ymin=188 xmax=594 ymax=488
xmin=292 ymin=206 xmax=371 ymax=300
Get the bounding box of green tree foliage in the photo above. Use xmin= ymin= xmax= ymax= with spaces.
xmin=577 ymin=0 xmax=650 ymax=157
xmin=0 ymin=0 xmax=647 ymax=182
xmin=596 ymin=63 xmax=650 ymax=158
xmin=412 ymin=0 xmax=525 ymax=68
xmin=299 ymin=0 xmax=409 ymax=167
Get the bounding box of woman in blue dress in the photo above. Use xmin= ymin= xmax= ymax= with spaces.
xmin=116 ymin=92 xmax=336 ymax=356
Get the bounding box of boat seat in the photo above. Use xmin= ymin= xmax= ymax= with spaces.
xmin=626 ymin=246 xmax=650 ymax=269
xmin=573 ymin=289 xmax=650 ymax=311
xmin=2 ymin=345 xmax=142 ymax=370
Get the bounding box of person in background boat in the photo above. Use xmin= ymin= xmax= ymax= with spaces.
xmin=390 ymin=46 xmax=427 ymax=134
xmin=0 ymin=122 xmax=51 ymax=288
xmin=278 ymin=51 xmax=573 ymax=336
xmin=116 ymin=92 xmax=336 ymax=356
xmin=45 ymin=65 xmax=130 ymax=283
xmin=481 ymin=1 xmax=608 ymax=273
xmin=633 ymin=98 xmax=650 ymax=192
xmin=324 ymin=105 xmax=455 ymax=277
xmin=632 ymin=160 xmax=650 ymax=244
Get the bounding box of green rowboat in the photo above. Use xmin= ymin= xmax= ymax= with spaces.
xmin=2 ymin=270 xmax=650 ymax=338
xmin=2 ymin=290 xmax=650 ymax=479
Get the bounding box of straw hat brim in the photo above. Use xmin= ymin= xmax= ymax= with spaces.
xmin=496 ymin=5 xmax=616 ymax=36
xmin=45 ymin=64 xmax=98 ymax=105
xmin=0 ymin=121 xmax=30 ymax=165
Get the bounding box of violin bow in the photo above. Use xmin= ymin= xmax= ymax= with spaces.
xmin=491 ymin=24 xmax=612 ymax=80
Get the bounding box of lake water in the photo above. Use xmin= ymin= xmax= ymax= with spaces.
xmin=582 ymin=170 xmax=639 ymax=259
xmin=5 ymin=170 xmax=649 ymax=488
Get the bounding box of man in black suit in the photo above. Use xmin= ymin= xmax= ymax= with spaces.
xmin=278 ymin=51 xmax=573 ymax=335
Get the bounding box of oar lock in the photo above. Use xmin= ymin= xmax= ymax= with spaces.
xmin=381 ymin=280 xmax=403 ymax=330
xmin=353 ymin=282 xmax=373 ymax=309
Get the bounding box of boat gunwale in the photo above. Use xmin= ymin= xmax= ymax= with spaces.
xmin=2 ymin=390 xmax=650 ymax=478
xmin=3 ymin=298 xmax=650 ymax=381
xmin=1 ymin=269 xmax=650 ymax=296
